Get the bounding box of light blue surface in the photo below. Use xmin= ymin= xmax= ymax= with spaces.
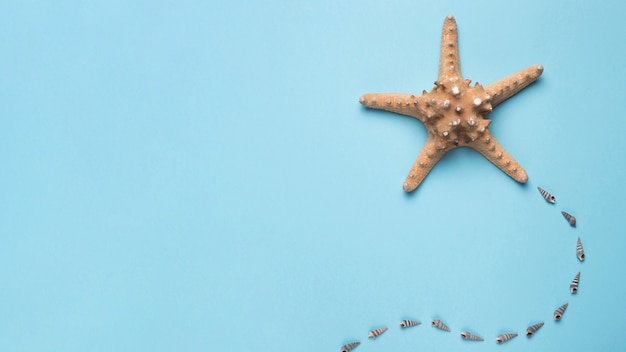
xmin=1 ymin=1 xmax=625 ymax=351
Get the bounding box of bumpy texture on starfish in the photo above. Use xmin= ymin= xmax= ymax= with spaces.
xmin=360 ymin=15 xmax=543 ymax=192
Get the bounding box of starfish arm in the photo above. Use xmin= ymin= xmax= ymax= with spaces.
xmin=359 ymin=93 xmax=428 ymax=121
xmin=438 ymin=15 xmax=462 ymax=82
xmin=485 ymin=65 xmax=543 ymax=108
xmin=470 ymin=130 xmax=528 ymax=183
xmin=402 ymin=137 xmax=447 ymax=192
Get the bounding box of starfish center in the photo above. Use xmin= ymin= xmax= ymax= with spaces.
xmin=423 ymin=78 xmax=493 ymax=146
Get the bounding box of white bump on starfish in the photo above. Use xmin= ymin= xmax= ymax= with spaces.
xmin=451 ymin=86 xmax=460 ymax=96
xmin=473 ymin=98 xmax=482 ymax=106
xmin=455 ymin=106 xmax=463 ymax=113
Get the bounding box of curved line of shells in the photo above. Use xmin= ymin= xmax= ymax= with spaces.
xmin=340 ymin=186 xmax=585 ymax=352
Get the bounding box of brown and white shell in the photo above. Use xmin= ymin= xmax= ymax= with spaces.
xmin=537 ymin=186 xmax=556 ymax=204
xmin=340 ymin=341 xmax=361 ymax=352
xmin=561 ymin=211 xmax=576 ymax=227
xmin=525 ymin=322 xmax=544 ymax=337
xmin=460 ymin=331 xmax=484 ymax=341
xmin=399 ymin=319 xmax=421 ymax=328
xmin=368 ymin=327 xmax=388 ymax=339
xmin=431 ymin=319 xmax=451 ymax=332
xmin=576 ymin=237 xmax=585 ymax=261
xmin=496 ymin=333 xmax=518 ymax=344
xmin=554 ymin=303 xmax=569 ymax=320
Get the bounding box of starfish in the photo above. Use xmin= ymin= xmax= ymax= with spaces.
xmin=359 ymin=15 xmax=543 ymax=192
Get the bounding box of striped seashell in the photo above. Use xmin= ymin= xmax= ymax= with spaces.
xmin=570 ymin=272 xmax=581 ymax=294
xmin=431 ymin=319 xmax=451 ymax=332
xmin=399 ymin=319 xmax=421 ymax=328
xmin=525 ymin=322 xmax=544 ymax=337
xmin=537 ymin=186 xmax=556 ymax=204
xmin=368 ymin=327 xmax=388 ymax=339
xmin=554 ymin=302 xmax=569 ymax=320
xmin=496 ymin=333 xmax=518 ymax=344
xmin=340 ymin=341 xmax=361 ymax=352
xmin=577 ymin=237 xmax=585 ymax=261
xmin=460 ymin=331 xmax=484 ymax=341
xmin=561 ymin=211 xmax=577 ymax=227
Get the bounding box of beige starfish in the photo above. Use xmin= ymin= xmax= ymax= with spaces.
xmin=360 ymin=15 xmax=543 ymax=192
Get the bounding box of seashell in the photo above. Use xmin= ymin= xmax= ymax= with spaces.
xmin=431 ymin=319 xmax=451 ymax=332
xmin=570 ymin=272 xmax=581 ymax=294
xmin=399 ymin=319 xmax=421 ymax=328
xmin=561 ymin=211 xmax=577 ymax=227
xmin=577 ymin=237 xmax=585 ymax=261
xmin=554 ymin=302 xmax=569 ymax=320
xmin=460 ymin=331 xmax=484 ymax=341
xmin=525 ymin=322 xmax=544 ymax=337
xmin=368 ymin=327 xmax=388 ymax=339
xmin=340 ymin=341 xmax=361 ymax=352
xmin=496 ymin=333 xmax=518 ymax=344
xmin=537 ymin=186 xmax=556 ymax=204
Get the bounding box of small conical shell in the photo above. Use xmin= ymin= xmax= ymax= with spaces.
xmin=570 ymin=272 xmax=581 ymax=294
xmin=554 ymin=303 xmax=569 ymax=320
xmin=561 ymin=211 xmax=576 ymax=227
xmin=526 ymin=322 xmax=544 ymax=337
xmin=496 ymin=333 xmax=518 ymax=344
xmin=537 ymin=186 xmax=556 ymax=204
xmin=576 ymin=237 xmax=585 ymax=261
xmin=432 ymin=319 xmax=451 ymax=332
xmin=460 ymin=331 xmax=484 ymax=341
xmin=399 ymin=319 xmax=421 ymax=328
xmin=368 ymin=327 xmax=388 ymax=339
xmin=340 ymin=341 xmax=361 ymax=352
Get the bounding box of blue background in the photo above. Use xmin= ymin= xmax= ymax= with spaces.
xmin=1 ymin=1 xmax=624 ymax=351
